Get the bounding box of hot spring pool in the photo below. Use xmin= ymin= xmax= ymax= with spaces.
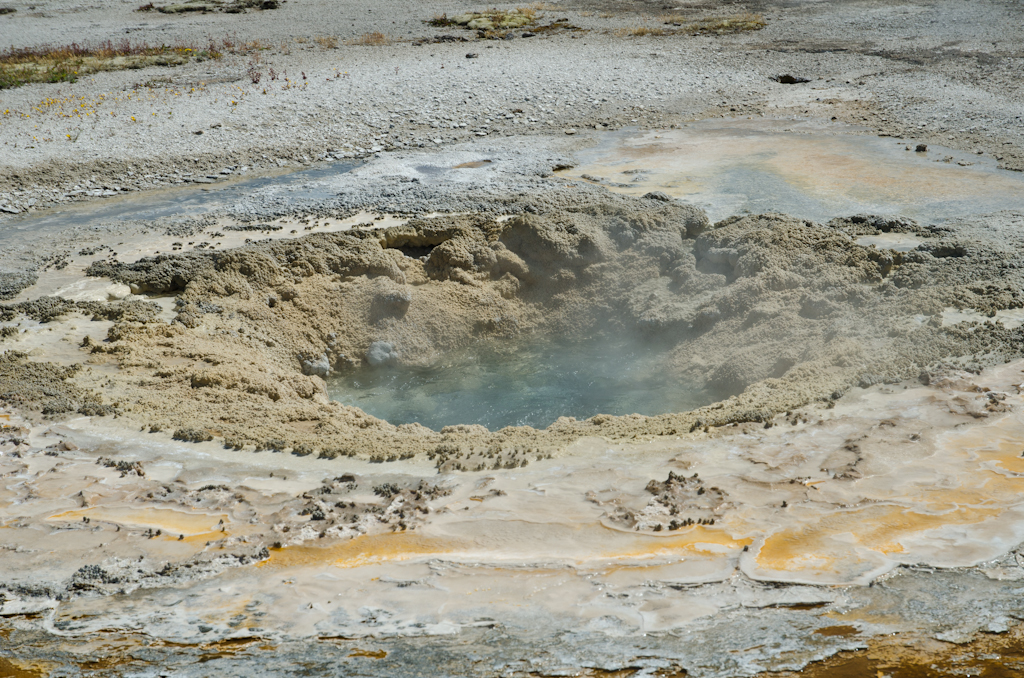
xmin=328 ymin=336 xmax=712 ymax=431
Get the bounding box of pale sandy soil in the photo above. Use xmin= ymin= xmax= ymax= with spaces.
xmin=2 ymin=1 xmax=1024 ymax=676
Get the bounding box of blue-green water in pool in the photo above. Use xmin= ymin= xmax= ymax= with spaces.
xmin=328 ymin=337 xmax=711 ymax=431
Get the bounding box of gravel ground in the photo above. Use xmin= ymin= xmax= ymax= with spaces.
xmin=0 ymin=0 xmax=1022 ymax=217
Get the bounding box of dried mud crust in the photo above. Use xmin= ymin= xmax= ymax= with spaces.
xmin=14 ymin=197 xmax=1024 ymax=462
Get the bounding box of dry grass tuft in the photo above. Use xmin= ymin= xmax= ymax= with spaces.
xmin=615 ymin=25 xmax=666 ymax=37
xmin=662 ymin=12 xmax=767 ymax=34
xmin=0 ymin=39 xmax=224 ymax=89
xmin=352 ymin=32 xmax=391 ymax=47
xmin=241 ymin=39 xmax=271 ymax=52
xmin=314 ymin=35 xmax=338 ymax=49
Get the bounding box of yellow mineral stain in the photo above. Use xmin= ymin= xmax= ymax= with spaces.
xmin=564 ymin=127 xmax=1022 ymax=206
xmin=904 ymin=477 xmax=1023 ymax=513
xmin=0 ymin=658 xmax=56 ymax=678
xmin=348 ymin=649 xmax=387 ymax=659
xmin=262 ymin=523 xmax=752 ymax=571
xmin=757 ymin=505 xmax=999 ymax=572
xmin=824 ymin=608 xmax=905 ymax=626
xmin=813 ymin=625 xmax=859 ymax=637
xmin=950 ymin=416 xmax=1024 ymax=475
xmin=600 ymin=525 xmax=752 ymax=559
xmin=47 ymin=506 xmax=228 ymax=536
xmin=894 ymin=417 xmax=1024 ymax=510
xmin=261 ymin=532 xmax=464 ymax=569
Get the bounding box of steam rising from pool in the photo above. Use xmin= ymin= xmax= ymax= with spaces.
xmin=328 ymin=335 xmax=712 ymax=431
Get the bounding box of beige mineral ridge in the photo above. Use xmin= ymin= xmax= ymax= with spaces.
xmin=0 ymin=194 xmax=1005 ymax=466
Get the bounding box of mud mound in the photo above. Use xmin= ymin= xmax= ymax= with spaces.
xmin=0 ymin=297 xmax=160 ymax=324
xmin=11 ymin=196 xmax=1024 ymax=460
xmin=0 ymin=272 xmax=38 ymax=301
xmin=0 ymin=352 xmax=113 ymax=417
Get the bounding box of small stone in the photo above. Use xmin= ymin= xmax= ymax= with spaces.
xmin=775 ymin=74 xmax=810 ymax=84
xmin=300 ymin=354 xmax=331 ymax=378
xmin=193 ymin=130 xmax=203 ymax=135
xmin=643 ymin=191 xmax=672 ymax=202
xmin=522 ymin=31 xmax=535 ymax=37
xmin=0 ymin=206 xmax=19 ymax=214
xmin=465 ymin=53 xmax=478 ymax=59
xmin=367 ymin=341 xmax=399 ymax=366
xmin=192 ymin=177 xmax=213 ymax=184
xmin=915 ymin=144 xmax=928 ymax=152
xmin=564 ymin=128 xmax=576 ymax=135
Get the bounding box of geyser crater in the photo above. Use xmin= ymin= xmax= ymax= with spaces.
xmin=26 ymin=193 xmax=1022 ymax=463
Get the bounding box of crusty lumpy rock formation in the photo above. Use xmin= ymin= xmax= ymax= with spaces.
xmin=0 ymin=352 xmax=116 ymax=416
xmin=14 ymin=197 xmax=1021 ymax=460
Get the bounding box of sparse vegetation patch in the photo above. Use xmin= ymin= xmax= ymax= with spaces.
xmin=426 ymin=7 xmax=581 ymax=39
xmin=137 ymin=0 xmax=279 ymax=13
xmin=351 ymin=32 xmax=391 ymax=47
xmin=429 ymin=8 xmax=536 ymax=31
xmin=0 ymin=39 xmax=223 ymax=89
xmin=662 ymin=13 xmax=767 ymax=34
xmin=614 ymin=13 xmax=766 ymax=39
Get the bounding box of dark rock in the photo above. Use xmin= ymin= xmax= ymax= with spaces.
xmin=172 ymin=427 xmax=214 ymax=442
xmin=775 ymin=74 xmax=811 ymax=84
xmin=643 ymin=191 xmax=672 ymax=202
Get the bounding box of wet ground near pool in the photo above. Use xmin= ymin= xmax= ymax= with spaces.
xmin=561 ymin=119 xmax=1024 ymax=224
xmin=328 ymin=335 xmax=713 ymax=431
xmin=0 ymin=159 xmax=359 ymax=248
